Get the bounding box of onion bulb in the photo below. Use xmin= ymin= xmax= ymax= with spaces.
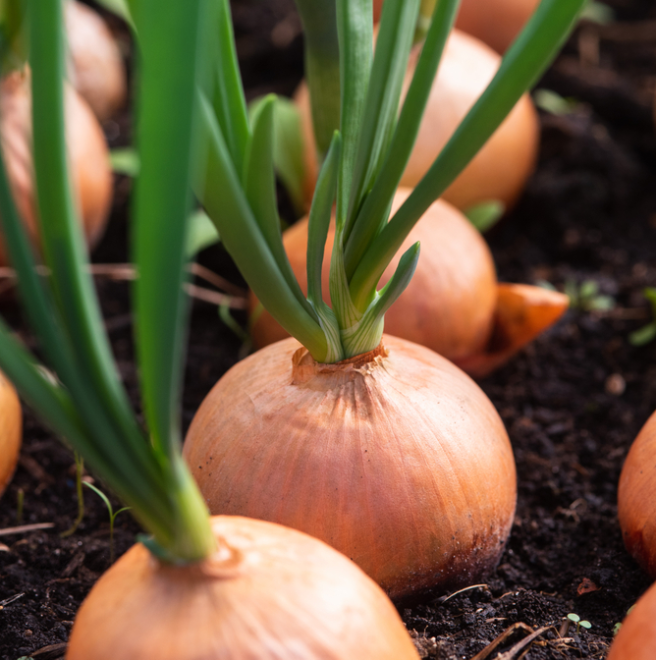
xmin=184 ymin=335 xmax=517 ymax=599
xmin=0 ymin=371 xmax=21 ymax=497
xmin=66 ymin=515 xmax=421 ymax=659
xmin=618 ymin=411 xmax=656 ymax=578
xmin=0 ymin=69 xmax=112 ymax=267
xmin=607 ymin=581 xmax=656 ymax=660
xmin=374 ymin=0 xmax=539 ymax=54
xmin=249 ymin=189 xmax=568 ymax=377
xmin=65 ymin=0 xmax=127 ymax=121
xmin=297 ymin=29 xmax=539 ymax=213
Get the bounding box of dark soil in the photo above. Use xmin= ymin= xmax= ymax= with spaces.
xmin=2 ymin=0 xmax=656 ymax=658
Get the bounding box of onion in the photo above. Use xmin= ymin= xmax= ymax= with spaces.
xmin=618 ymin=411 xmax=656 ymax=578
xmin=373 ymin=0 xmax=538 ymax=53
xmin=297 ymin=29 xmax=539 ymax=213
xmin=184 ymin=335 xmax=516 ymax=599
xmin=0 ymin=371 xmax=21 ymax=497
xmin=0 ymin=69 xmax=112 ymax=266
xmin=65 ymin=0 xmax=127 ymax=121
xmin=67 ymin=515 xmax=421 ymax=659
xmin=607 ymin=581 xmax=656 ymax=660
xmin=250 ymin=190 xmax=568 ymax=376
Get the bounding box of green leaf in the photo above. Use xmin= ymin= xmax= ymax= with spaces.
xmin=186 ymin=209 xmax=220 ymax=258
xmin=194 ymin=91 xmax=328 ymax=361
xmin=580 ymin=1 xmax=614 ymax=24
xmin=250 ymin=96 xmax=307 ymax=215
xmin=464 ymin=200 xmax=505 ymax=232
xmin=307 ymin=131 xmax=341 ymax=307
xmin=335 ymin=0 xmax=373 ymax=229
xmin=343 ymin=0 xmax=460 ymax=280
xmin=133 ymin=0 xmax=202 ymax=459
xmin=533 ymin=88 xmax=578 ymax=115
xmin=293 ymin=0 xmax=340 ymax=157
xmin=350 ymin=0 xmax=587 ymax=307
xmin=110 ymin=148 xmax=140 ymax=177
xmin=345 ymin=0 xmax=421 ymax=237
xmin=30 ymin=0 xmax=145 ymax=460
xmin=207 ymin=0 xmax=251 ymax=177
xmin=244 ymin=95 xmax=317 ymax=320
xmin=629 ymin=323 xmax=656 ymax=347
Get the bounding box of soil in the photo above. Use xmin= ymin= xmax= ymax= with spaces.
xmin=1 ymin=0 xmax=656 ymax=658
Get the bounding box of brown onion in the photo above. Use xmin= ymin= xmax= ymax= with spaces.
xmin=66 ymin=515 xmax=421 ymax=659
xmin=373 ymin=0 xmax=538 ymax=53
xmin=184 ymin=335 xmax=516 ymax=599
xmin=249 ymin=189 xmax=568 ymax=376
xmin=252 ymin=190 xmax=497 ymax=363
xmin=618 ymin=411 xmax=656 ymax=578
xmin=297 ymin=29 xmax=539 ymax=213
xmin=0 ymin=69 xmax=112 ymax=266
xmin=65 ymin=0 xmax=127 ymax=121
xmin=0 ymin=371 xmax=21 ymax=497
xmin=607 ymin=581 xmax=656 ymax=660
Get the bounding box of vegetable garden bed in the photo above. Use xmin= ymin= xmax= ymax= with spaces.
xmin=1 ymin=0 xmax=656 ymax=657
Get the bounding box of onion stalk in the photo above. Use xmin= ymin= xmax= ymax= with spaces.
xmin=187 ymin=0 xmax=584 ymax=597
xmin=296 ymin=28 xmax=540 ymax=214
xmin=249 ymin=189 xmax=568 ymax=375
xmin=0 ymin=1 xmax=419 ymax=657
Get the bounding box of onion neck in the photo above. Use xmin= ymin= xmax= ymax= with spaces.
xmin=141 ymin=456 xmax=217 ymax=565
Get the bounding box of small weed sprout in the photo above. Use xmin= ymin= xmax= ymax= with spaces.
xmin=560 ymin=612 xmax=592 ymax=637
xmin=60 ymin=452 xmax=85 ymax=538
xmin=613 ymin=604 xmax=636 ymax=636
xmin=83 ymin=482 xmax=130 ymax=565
xmin=629 ymin=288 xmax=656 ymax=346
xmin=565 ymin=279 xmax=615 ymax=312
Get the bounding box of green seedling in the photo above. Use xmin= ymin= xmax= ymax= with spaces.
xmin=464 ymin=200 xmax=505 ymax=233
xmin=560 ymin=613 xmax=592 ymax=637
xmin=83 ymin=481 xmax=130 ymax=565
xmin=629 ymin=288 xmax=656 ymax=346
xmin=533 ymin=88 xmax=579 ymax=116
xmin=565 ymin=279 xmax=615 ymax=312
xmin=60 ymin=452 xmax=85 ymax=538
xmin=109 ymin=148 xmax=140 ymax=177
xmin=580 ymin=0 xmax=615 ymax=24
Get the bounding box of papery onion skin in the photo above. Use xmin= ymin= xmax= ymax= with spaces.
xmin=0 ymin=70 xmax=112 ymax=266
xmin=618 ymin=411 xmax=656 ymax=578
xmin=66 ymin=516 xmax=420 ymax=660
xmin=65 ymin=0 xmax=127 ymax=121
xmin=0 ymin=371 xmax=21 ymax=497
xmin=250 ymin=190 xmax=497 ymax=363
xmin=297 ymin=30 xmax=539 ymax=213
xmin=184 ymin=336 xmax=516 ymax=600
xmin=607 ymin=581 xmax=656 ymax=660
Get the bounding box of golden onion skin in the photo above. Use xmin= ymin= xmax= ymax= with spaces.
xmin=65 ymin=0 xmax=127 ymax=121
xmin=184 ymin=336 xmax=516 ymax=600
xmin=607 ymin=581 xmax=656 ymax=660
xmin=0 ymin=371 xmax=21 ymax=497
xmin=373 ymin=0 xmax=539 ymax=54
xmin=66 ymin=516 xmax=420 ymax=660
xmin=297 ymin=29 xmax=539 ymax=213
xmin=251 ymin=190 xmax=497 ymax=362
xmin=618 ymin=411 xmax=656 ymax=578
xmin=0 ymin=70 xmax=112 ymax=266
